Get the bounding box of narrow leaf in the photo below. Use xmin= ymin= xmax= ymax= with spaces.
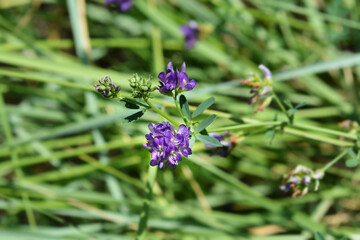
xmin=315 ymin=232 xmax=326 ymax=240
xmin=195 ymin=115 xmax=216 ymax=134
xmin=288 ymin=108 xmax=298 ymax=116
xmin=197 ymin=135 xmax=222 ymax=147
xmin=192 ymin=97 xmax=215 ymax=118
xmin=189 ymin=135 xmax=195 ymax=148
xmin=179 ymin=95 xmax=191 ymax=120
xmin=295 ymin=101 xmax=307 ymax=109
xmin=119 ymin=99 xmax=140 ymax=109
xmin=122 ymin=110 xmax=145 ymax=123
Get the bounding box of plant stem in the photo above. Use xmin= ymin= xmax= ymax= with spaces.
xmin=293 ymin=123 xmax=357 ymax=140
xmin=321 ymin=150 xmax=348 ymax=172
xmin=173 ymin=92 xmax=188 ymax=125
xmin=145 ymin=99 xmax=180 ymax=127
xmin=135 ymin=166 xmax=157 ymax=240
xmin=208 ymin=121 xmax=283 ymax=132
xmin=0 ymin=92 xmax=37 ymax=231
xmin=271 ymin=89 xmax=290 ymax=120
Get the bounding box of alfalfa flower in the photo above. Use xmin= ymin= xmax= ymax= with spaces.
xmin=143 ymin=122 xmax=192 ymax=169
xmin=180 ymin=20 xmax=199 ymax=50
xmin=95 ymin=76 xmax=121 ymax=98
xmin=280 ymin=165 xmax=324 ymax=197
xmin=158 ymin=61 xmax=196 ymax=95
xmin=240 ymin=64 xmax=273 ymax=113
xmin=105 ymin=0 xmax=133 ymax=12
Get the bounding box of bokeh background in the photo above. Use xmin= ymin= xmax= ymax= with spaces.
xmin=0 ymin=0 xmax=360 ymax=239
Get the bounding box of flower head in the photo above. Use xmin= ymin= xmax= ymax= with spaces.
xmin=95 ymin=76 xmax=121 ymax=98
xmin=158 ymin=61 xmax=196 ymax=95
xmin=180 ymin=20 xmax=199 ymax=49
xmin=240 ymin=64 xmax=273 ymax=113
xmin=143 ymin=122 xmax=192 ymax=169
xmin=105 ymin=0 xmax=133 ymax=12
xmin=280 ymin=165 xmax=324 ymax=198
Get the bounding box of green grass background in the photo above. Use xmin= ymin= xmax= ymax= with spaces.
xmin=0 ymin=0 xmax=360 ymax=239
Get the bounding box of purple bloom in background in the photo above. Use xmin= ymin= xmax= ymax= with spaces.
xmin=143 ymin=122 xmax=192 ymax=169
xmin=180 ymin=20 xmax=199 ymax=49
xmin=105 ymin=0 xmax=133 ymax=12
xmin=204 ymin=132 xmax=237 ymax=157
xmin=158 ymin=61 xmax=196 ymax=95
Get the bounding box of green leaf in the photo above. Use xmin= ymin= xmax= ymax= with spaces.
xmin=288 ymin=108 xmax=298 ymax=116
xmin=315 ymin=232 xmax=326 ymax=240
xmin=283 ymin=99 xmax=293 ymax=108
xmin=345 ymin=159 xmax=358 ymax=168
xmin=189 ymin=135 xmax=195 ymax=148
xmin=119 ymin=99 xmax=140 ymax=109
xmin=179 ymin=95 xmax=191 ymax=120
xmin=122 ymin=110 xmax=145 ymax=123
xmin=192 ymin=97 xmax=215 ymax=118
xmin=197 ymin=135 xmax=222 ymax=147
xmin=295 ymin=101 xmax=307 ymax=109
xmin=346 ymin=148 xmax=357 ymax=159
xmin=195 ymin=115 xmax=217 ymax=134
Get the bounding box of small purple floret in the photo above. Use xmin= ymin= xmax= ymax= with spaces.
xmin=143 ymin=122 xmax=192 ymax=169
xmin=180 ymin=20 xmax=199 ymax=49
xmin=158 ymin=61 xmax=196 ymax=95
xmin=105 ymin=0 xmax=133 ymax=12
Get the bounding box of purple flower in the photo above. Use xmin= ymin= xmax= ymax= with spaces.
xmin=179 ymin=62 xmax=196 ymax=91
xmin=143 ymin=122 xmax=192 ymax=169
xmin=158 ymin=62 xmax=179 ymax=95
xmin=105 ymin=0 xmax=133 ymax=12
xmin=180 ymin=20 xmax=199 ymax=49
xmin=158 ymin=61 xmax=196 ymax=95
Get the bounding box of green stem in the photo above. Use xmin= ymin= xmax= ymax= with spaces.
xmin=321 ymin=151 xmax=348 ymax=172
xmin=208 ymin=121 xmax=283 ymax=132
xmin=0 ymin=92 xmax=37 ymax=231
xmin=271 ymin=89 xmax=290 ymax=120
xmin=145 ymin=99 xmax=180 ymax=127
xmin=293 ymin=123 xmax=357 ymax=140
xmin=173 ymin=92 xmax=188 ymax=125
xmin=135 ymin=166 xmax=157 ymax=240
xmin=283 ymin=127 xmax=353 ymax=147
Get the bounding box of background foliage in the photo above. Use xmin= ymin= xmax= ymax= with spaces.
xmin=0 ymin=0 xmax=360 ymax=239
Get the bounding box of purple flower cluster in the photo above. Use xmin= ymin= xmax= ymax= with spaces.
xmin=158 ymin=62 xmax=196 ymax=95
xmin=143 ymin=122 xmax=192 ymax=169
xmin=105 ymin=0 xmax=133 ymax=12
xmin=180 ymin=20 xmax=199 ymax=49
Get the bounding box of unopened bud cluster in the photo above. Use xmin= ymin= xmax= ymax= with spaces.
xmin=95 ymin=76 xmax=120 ymax=98
xmin=129 ymin=74 xmax=156 ymax=99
